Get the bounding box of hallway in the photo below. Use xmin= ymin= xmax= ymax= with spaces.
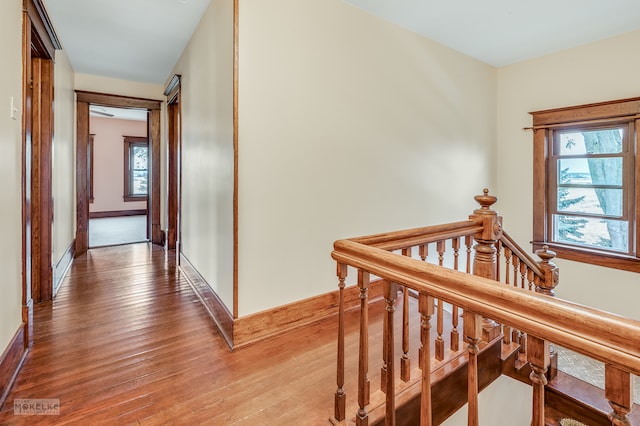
xmin=0 ymin=244 xmax=344 ymax=425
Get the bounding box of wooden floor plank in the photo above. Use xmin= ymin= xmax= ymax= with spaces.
xmin=0 ymin=243 xmax=454 ymax=425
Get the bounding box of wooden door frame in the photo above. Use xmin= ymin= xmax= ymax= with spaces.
xmin=22 ymin=0 xmax=60 ymax=320
xmin=164 ymin=75 xmax=181 ymax=252
xmin=75 ymin=91 xmax=162 ymax=257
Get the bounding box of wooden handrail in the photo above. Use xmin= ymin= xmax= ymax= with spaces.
xmin=500 ymin=230 xmax=543 ymax=277
xmin=351 ymin=220 xmax=483 ymax=251
xmin=332 ymin=238 xmax=640 ymax=376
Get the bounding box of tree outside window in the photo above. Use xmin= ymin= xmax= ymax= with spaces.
xmin=123 ymin=136 xmax=148 ymax=201
xmin=531 ymin=97 xmax=639 ymax=273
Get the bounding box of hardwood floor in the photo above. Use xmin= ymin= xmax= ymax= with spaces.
xmin=0 ymin=243 xmax=409 ymax=425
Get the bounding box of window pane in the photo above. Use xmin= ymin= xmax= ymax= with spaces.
xmin=553 ymin=215 xmax=628 ymax=252
xmin=557 ymin=128 xmax=623 ymax=155
xmin=132 ymin=170 xmax=147 ymax=195
xmin=556 ymin=187 xmax=623 ymax=216
xmin=558 ymin=158 xmax=622 ymax=185
xmin=133 ymin=146 xmax=148 ymax=169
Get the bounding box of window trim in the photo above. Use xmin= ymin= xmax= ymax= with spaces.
xmin=530 ymin=97 xmax=640 ymax=273
xmin=123 ymin=135 xmax=149 ymax=202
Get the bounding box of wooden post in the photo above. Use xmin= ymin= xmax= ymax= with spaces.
xmin=527 ymin=335 xmax=550 ymax=426
xmin=605 ymin=364 xmax=633 ymax=426
xmin=334 ymin=263 xmax=347 ymax=422
xmin=469 ymin=189 xmax=502 ymax=341
xmin=419 ymin=294 xmax=434 ymax=426
xmin=464 ymin=311 xmax=482 ymax=426
xmin=535 ymin=245 xmax=559 ymax=296
xmin=356 ymin=270 xmax=370 ymax=426
xmin=384 ymin=280 xmax=398 ymax=426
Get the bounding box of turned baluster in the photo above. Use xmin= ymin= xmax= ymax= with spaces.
xmin=535 ymin=245 xmax=559 ymax=296
xmin=501 ymin=247 xmax=513 ymax=345
xmin=450 ymin=238 xmax=460 ymax=352
xmin=504 ymin=246 xmax=512 ymax=285
xmin=419 ymin=293 xmax=434 ymax=426
xmin=605 ymin=365 xmax=633 ymax=426
xmin=419 ymin=244 xmax=428 ymax=261
xmin=401 ymin=248 xmax=411 ymax=382
xmin=356 ymin=270 xmax=370 ymax=425
xmin=519 ymin=262 xmax=527 ymax=289
xmin=528 ymin=335 xmax=550 ymax=426
xmin=527 ymin=269 xmax=534 ymax=291
xmin=469 ymin=189 xmax=502 ymax=342
xmin=465 ymin=235 xmax=472 ymax=273
xmin=381 ymin=280 xmax=388 ymax=393
xmin=334 ymin=263 xmax=347 ymax=422
xmin=383 ymin=280 xmax=398 ymax=426
xmin=496 ymin=239 xmax=502 ymax=282
xmin=435 ymin=240 xmax=446 ymax=361
xmin=512 ymin=253 xmax=519 ymax=287
xmin=464 ymin=311 xmax=482 ymax=426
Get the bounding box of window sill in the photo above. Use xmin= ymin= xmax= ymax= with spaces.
xmin=124 ymin=196 xmax=148 ymax=202
xmin=532 ymin=242 xmax=640 ymax=273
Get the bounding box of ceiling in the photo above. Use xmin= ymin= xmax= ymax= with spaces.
xmin=44 ymin=0 xmax=211 ymax=85
xmin=89 ymin=106 xmax=148 ymax=121
xmin=44 ymin=0 xmax=640 ymax=87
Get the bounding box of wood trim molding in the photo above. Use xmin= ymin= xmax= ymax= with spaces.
xmin=233 ymin=0 xmax=239 ymax=320
xmin=89 ymin=209 xmax=146 ymax=219
xmin=75 ymin=91 xmax=162 ymax=257
xmin=530 ymin=96 xmax=640 ymax=127
xmin=76 ymin=91 xmax=161 ymax=110
xmin=75 ymin=101 xmax=90 ymax=256
xmin=149 ymin=109 xmax=162 ymax=245
xmin=179 ymin=254 xmax=234 ymax=348
xmin=23 ymin=0 xmax=61 ymax=60
xmin=0 ymin=325 xmax=28 ymax=408
xmin=180 ymin=250 xmax=385 ymax=349
xmin=53 ymin=241 xmax=75 ymax=296
xmin=233 ymin=279 xmax=385 ymax=348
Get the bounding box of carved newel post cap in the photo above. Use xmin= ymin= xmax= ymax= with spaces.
xmin=473 ymin=188 xmax=498 ymax=214
xmin=535 ymin=245 xmax=557 ymax=265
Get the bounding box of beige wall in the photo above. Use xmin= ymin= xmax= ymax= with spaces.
xmin=497 ymin=30 xmax=640 ymax=320
xmin=89 ymin=117 xmax=147 ymax=213
xmin=168 ymin=0 xmax=235 ymax=310
xmin=52 ymin=49 xmax=76 ymax=269
xmin=443 ymin=376 xmax=531 ymax=425
xmin=75 ymin=73 xmax=165 ymax=101
xmin=0 ymin=0 xmax=24 ymax=352
xmin=237 ymin=0 xmax=497 ymax=316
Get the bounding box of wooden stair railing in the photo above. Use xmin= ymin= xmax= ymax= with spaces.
xmin=330 ymin=190 xmax=640 ymax=426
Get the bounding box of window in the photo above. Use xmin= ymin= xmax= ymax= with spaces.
xmin=531 ymin=97 xmax=640 ymax=272
xmin=123 ymin=136 xmax=148 ymax=201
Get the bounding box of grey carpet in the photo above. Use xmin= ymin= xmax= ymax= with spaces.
xmin=89 ymin=215 xmax=148 ymax=247
xmin=556 ymin=345 xmax=640 ymax=404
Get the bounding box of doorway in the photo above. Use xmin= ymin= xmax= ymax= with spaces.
xmin=87 ymin=106 xmax=149 ymax=248
xmin=75 ymin=91 xmax=162 ymax=258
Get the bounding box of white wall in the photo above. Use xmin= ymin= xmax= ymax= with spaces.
xmin=52 ymin=49 xmax=76 ymax=266
xmin=168 ymin=0 xmax=235 ymax=310
xmin=497 ymin=30 xmax=640 ymax=320
xmin=237 ymin=0 xmax=497 ymax=316
xmin=0 ymin=0 xmax=24 ymax=351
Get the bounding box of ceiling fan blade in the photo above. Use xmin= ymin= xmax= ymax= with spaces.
xmin=90 ymin=109 xmax=114 ymax=117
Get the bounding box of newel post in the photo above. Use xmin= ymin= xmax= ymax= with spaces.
xmin=535 ymin=245 xmax=559 ymax=296
xmin=469 ymin=188 xmax=502 ymax=341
